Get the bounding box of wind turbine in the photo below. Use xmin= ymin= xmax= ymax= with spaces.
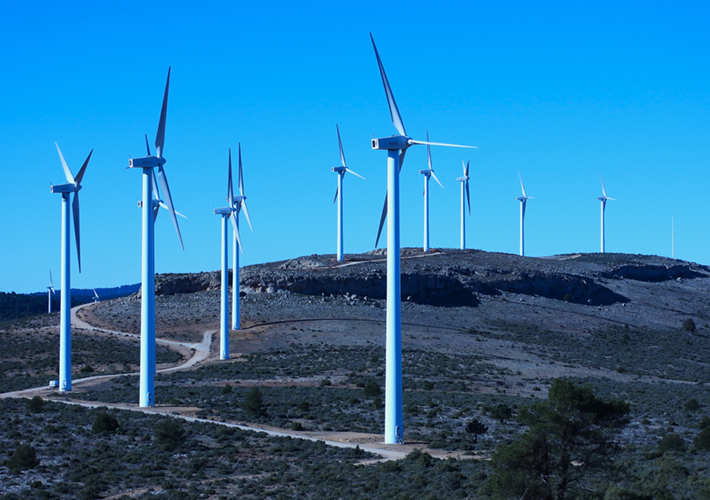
xmin=516 ymin=172 xmax=533 ymax=256
xmin=92 ymin=289 xmax=100 ymax=303
xmin=370 ymin=33 xmax=475 ymax=444
xmin=47 ymin=271 xmax=56 ymax=313
xmin=230 ymin=145 xmax=252 ymax=331
xmin=418 ymin=132 xmax=443 ymax=252
xmin=50 ymin=142 xmax=93 ymax=392
xmin=332 ymin=124 xmax=365 ymax=262
xmin=456 ymin=161 xmax=471 ymax=250
xmin=128 ymin=67 xmax=184 ymax=408
xmin=597 ymin=176 xmax=615 ymax=253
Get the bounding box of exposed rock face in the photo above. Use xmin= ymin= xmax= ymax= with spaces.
xmin=148 ymin=249 xmax=709 ymax=307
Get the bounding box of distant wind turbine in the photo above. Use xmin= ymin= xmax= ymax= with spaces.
xmin=230 ymin=145 xmax=252 ymax=331
xmin=93 ymin=289 xmax=99 ymax=302
xmin=50 ymin=142 xmax=93 ymax=391
xmin=370 ymin=33 xmax=475 ymax=444
xmin=516 ymin=172 xmax=533 ymax=256
xmin=456 ymin=161 xmax=471 ymax=250
xmin=128 ymin=67 xmax=184 ymax=408
xmin=418 ymin=132 xmax=443 ymax=253
xmin=332 ymin=125 xmax=365 ymax=262
xmin=597 ymin=176 xmax=615 ymax=253
xmin=671 ymin=216 xmax=674 ymax=259
xmin=47 ymin=271 xmax=55 ymax=313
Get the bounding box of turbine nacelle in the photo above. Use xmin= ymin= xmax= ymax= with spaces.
xmin=372 ymin=135 xmax=410 ymax=150
xmin=129 ymin=155 xmax=166 ymax=169
xmin=419 ymin=169 xmax=433 ymax=176
xmin=50 ymin=183 xmax=80 ymax=194
xmin=456 ymin=176 xmax=468 ymax=182
xmin=517 ymin=196 xmax=528 ymax=202
xmin=332 ymin=166 xmax=347 ymax=173
xmin=214 ymin=206 xmax=232 ymax=216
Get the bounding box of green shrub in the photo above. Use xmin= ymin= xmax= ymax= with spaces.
xmin=221 ymin=384 xmax=232 ymax=395
xmin=7 ymin=444 xmax=39 ymax=472
xmin=684 ymin=398 xmax=700 ymax=411
xmin=695 ymin=427 xmax=710 ymax=451
xmin=658 ymin=433 xmax=686 ymax=453
xmin=363 ymin=380 xmax=381 ymax=398
xmin=682 ymin=318 xmax=696 ymax=333
xmin=27 ymin=396 xmax=44 ymax=413
xmin=155 ymin=418 xmax=185 ymax=451
xmin=699 ymin=416 xmax=710 ymax=430
xmin=92 ymin=412 xmax=119 ymax=434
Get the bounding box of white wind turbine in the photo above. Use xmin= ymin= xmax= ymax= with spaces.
xmin=597 ymin=176 xmax=615 ymax=253
xmin=516 ymin=172 xmax=533 ymax=256
xmin=332 ymin=124 xmax=365 ymax=262
xmin=456 ymin=161 xmax=471 ymax=250
xmin=92 ymin=289 xmax=100 ymax=302
xmin=370 ymin=33 xmax=475 ymax=444
xmin=128 ymin=67 xmax=184 ymax=408
xmin=47 ymin=271 xmax=56 ymax=313
xmin=418 ymin=132 xmax=443 ymax=253
xmin=230 ymin=145 xmax=252 ymax=331
xmin=50 ymin=143 xmax=93 ymax=391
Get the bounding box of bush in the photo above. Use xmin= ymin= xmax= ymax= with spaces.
xmin=27 ymin=396 xmax=44 ymax=413
xmin=465 ymin=418 xmax=488 ymax=443
xmin=7 ymin=444 xmax=39 ymax=472
xmin=658 ymin=433 xmax=686 ymax=453
xmin=155 ymin=418 xmax=185 ymax=451
xmin=242 ymin=387 xmax=265 ymax=417
xmin=684 ymin=399 xmax=700 ymax=411
xmin=363 ymin=380 xmax=382 ymax=398
xmin=699 ymin=416 xmax=710 ymax=430
xmin=682 ymin=318 xmax=696 ymax=333
xmin=695 ymin=427 xmax=710 ymax=451
xmin=93 ymin=412 xmax=119 ymax=434
xmin=221 ymin=384 xmax=232 ymax=395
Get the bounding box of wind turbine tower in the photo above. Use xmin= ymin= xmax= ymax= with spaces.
xmin=418 ymin=132 xmax=443 ymax=252
xmin=47 ymin=271 xmax=55 ymax=313
xmin=597 ymin=177 xmax=615 ymax=253
xmin=50 ymin=143 xmax=92 ymax=391
xmin=230 ymin=145 xmax=252 ymax=330
xmin=370 ymin=34 xmax=475 ymax=444
xmin=456 ymin=161 xmax=471 ymax=250
xmin=332 ymin=124 xmax=365 ymax=262
xmin=128 ymin=68 xmax=184 ymax=407
xmin=516 ymin=172 xmax=533 ymax=256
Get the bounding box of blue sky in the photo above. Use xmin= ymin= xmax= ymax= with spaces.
xmin=1 ymin=1 xmax=709 ymax=293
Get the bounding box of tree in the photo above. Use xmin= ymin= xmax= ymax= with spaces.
xmin=92 ymin=412 xmax=119 ymax=434
xmin=682 ymin=318 xmax=696 ymax=333
xmin=658 ymin=433 xmax=686 ymax=453
xmin=695 ymin=427 xmax=710 ymax=451
xmin=465 ymin=418 xmax=488 ymax=444
xmin=7 ymin=444 xmax=39 ymax=473
xmin=486 ymin=379 xmax=630 ymax=500
xmin=242 ymin=387 xmax=266 ymax=417
xmin=27 ymin=396 xmax=44 ymax=413
xmin=155 ymin=418 xmax=185 ymax=451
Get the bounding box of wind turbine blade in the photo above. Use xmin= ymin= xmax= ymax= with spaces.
xmin=466 ymin=179 xmax=471 ymax=215
xmin=241 ymin=200 xmax=253 ymax=231
xmin=74 ymin=150 xmax=93 ymax=185
xmin=399 ymin=149 xmax=407 ymax=172
xmin=345 ymin=167 xmax=365 ymax=180
xmin=336 ymin=124 xmax=347 ymax=167
xmin=426 ymin=131 xmax=433 ymax=170
xmin=431 ymin=170 xmax=444 ymax=189
xmin=519 ymin=172 xmax=527 ymax=198
xmin=151 ymin=169 xmax=161 ymax=202
xmin=144 ymin=134 xmax=152 ymax=156
xmin=50 ymin=271 xmax=54 ymax=291
xmin=333 ymin=186 xmax=339 ymax=204
xmin=522 ymin=199 xmax=527 ymax=221
xmin=375 ymin=193 xmax=387 ymax=248
xmin=369 ymin=33 xmax=406 ymax=137
xmin=601 ymin=176 xmax=608 ymax=198
xmin=55 ymin=143 xmax=75 ymax=183
xmin=227 ymin=149 xmax=234 ymax=208
xmin=465 ymin=160 xmax=470 ymax=178
xmin=93 ymin=289 xmax=99 ymax=299
xmin=153 ymin=204 xmax=160 ymax=223
xmin=156 ymin=165 xmax=184 ymax=250
xmin=233 ymin=220 xmax=244 ymax=254
xmin=238 ymin=144 xmax=245 ymax=197
xmin=408 ymin=139 xmax=476 ymax=149
xmin=72 ymin=191 xmax=82 ymax=273
xmin=155 ymin=67 xmax=170 ymax=158
xmin=159 ymin=201 xmax=187 ymax=218
xmin=608 ymin=197 xmax=616 ymax=201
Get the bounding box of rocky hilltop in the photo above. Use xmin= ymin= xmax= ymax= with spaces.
xmin=153 ymin=249 xmax=708 ymax=309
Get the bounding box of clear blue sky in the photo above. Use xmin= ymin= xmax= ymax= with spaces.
xmin=1 ymin=1 xmax=709 ymax=293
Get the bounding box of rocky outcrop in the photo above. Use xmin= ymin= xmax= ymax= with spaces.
xmin=146 ymin=250 xmax=708 ymax=307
